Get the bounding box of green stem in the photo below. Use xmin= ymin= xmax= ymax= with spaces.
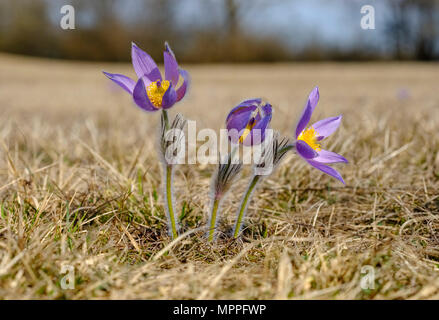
xmin=207 ymin=197 xmax=221 ymax=242
xmin=161 ymin=109 xmax=177 ymax=239
xmin=233 ymin=175 xmax=260 ymax=238
xmin=162 ymin=109 xmax=170 ymax=130
xmin=165 ymin=164 xmax=178 ymax=240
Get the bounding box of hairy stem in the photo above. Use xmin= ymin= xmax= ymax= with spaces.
xmin=233 ymin=175 xmax=260 ymax=238
xmin=161 ymin=109 xmax=178 ymax=239
xmin=207 ymin=196 xmax=221 ymax=242
xmin=162 ymin=109 xmax=170 ymax=130
xmin=164 ymin=164 xmax=178 ymax=239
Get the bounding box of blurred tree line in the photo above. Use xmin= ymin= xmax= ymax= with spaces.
xmin=384 ymin=0 xmax=439 ymax=60
xmin=0 ymin=0 xmax=437 ymax=62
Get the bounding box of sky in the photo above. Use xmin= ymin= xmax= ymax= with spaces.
xmin=46 ymin=0 xmax=396 ymax=54
xmin=170 ymin=0 xmax=389 ymax=52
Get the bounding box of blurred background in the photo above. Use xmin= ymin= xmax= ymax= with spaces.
xmin=0 ymin=0 xmax=438 ymax=63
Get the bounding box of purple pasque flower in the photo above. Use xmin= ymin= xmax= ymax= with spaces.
xmin=295 ymin=86 xmax=348 ymax=184
xmin=226 ymin=99 xmax=272 ymax=146
xmin=103 ymin=42 xmax=189 ymax=111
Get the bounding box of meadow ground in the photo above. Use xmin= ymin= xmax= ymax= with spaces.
xmin=0 ymin=54 xmax=438 ymax=299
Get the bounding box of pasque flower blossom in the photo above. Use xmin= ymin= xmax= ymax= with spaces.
xmin=295 ymin=87 xmax=347 ymax=184
xmin=226 ymin=99 xmax=272 ymax=146
xmin=103 ymin=42 xmax=189 ymax=240
xmin=207 ymin=99 xmax=273 ymax=242
xmin=103 ymin=42 xmax=189 ymax=111
xmin=232 ymin=87 xmax=346 ymax=239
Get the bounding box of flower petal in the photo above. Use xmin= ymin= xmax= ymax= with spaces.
xmin=240 ymin=98 xmax=262 ymax=107
xmin=226 ymin=101 xmax=258 ymax=123
xmin=226 ymin=98 xmax=262 ymax=123
xmin=295 ymin=86 xmax=319 ymax=138
xmin=308 ymin=86 xmax=320 ymax=111
xmin=306 ymin=159 xmax=345 ymax=184
xmin=164 ymin=51 xmax=179 ymax=86
xmin=176 ymin=69 xmax=190 ymax=102
xmin=315 ymin=149 xmax=348 ymax=164
xmin=165 ymin=42 xmax=176 ymax=59
xmin=242 ymin=113 xmax=272 ymax=146
xmin=142 ymin=67 xmax=162 ymax=83
xmin=312 ymin=115 xmax=342 ymax=139
xmin=102 ymin=71 xmax=135 ymax=94
xmin=296 ymin=140 xmax=318 ymax=159
xmin=132 ymin=77 xmax=158 ymax=112
xmin=261 ymin=103 xmax=272 ymax=118
xmin=295 ymin=101 xmax=312 ymax=138
xmin=162 ymin=84 xmax=177 ymax=109
xmin=131 ymin=42 xmax=161 ymax=80
xmin=226 ymin=106 xmax=257 ymax=132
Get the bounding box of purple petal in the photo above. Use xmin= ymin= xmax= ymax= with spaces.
xmin=144 ymin=68 xmax=162 ymax=83
xmin=131 ymin=42 xmax=161 ymax=80
xmin=296 ymin=140 xmax=318 ymax=159
xmin=132 ymin=77 xmax=158 ymax=112
xmin=308 ymin=86 xmax=320 ymax=111
xmin=162 ymin=84 xmax=177 ymax=109
xmin=306 ymin=159 xmax=345 ymax=184
xmin=165 ymin=42 xmax=176 ymax=59
xmin=312 ymin=115 xmax=342 ymax=139
xmin=261 ymin=103 xmax=272 ymax=118
xmin=295 ymin=100 xmax=313 ymax=139
xmin=314 ymin=149 xmax=348 ymax=164
xmin=240 ymin=98 xmax=262 ymax=107
xmin=242 ymin=113 xmax=272 ymax=146
xmin=295 ymin=87 xmax=319 ymax=138
xmin=226 ymin=100 xmax=259 ymax=123
xmin=226 ymin=106 xmax=257 ymax=132
xmin=176 ymin=69 xmax=190 ymax=102
xmin=256 ymin=113 xmax=272 ymax=131
xmin=102 ymin=72 xmax=135 ymax=94
xmin=164 ymin=51 xmax=179 ymax=86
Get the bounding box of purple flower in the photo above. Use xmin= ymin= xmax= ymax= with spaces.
xmin=396 ymin=88 xmax=410 ymax=100
xmin=295 ymin=87 xmax=347 ymax=184
xmin=103 ymin=42 xmax=189 ymax=112
xmin=226 ymin=99 xmax=272 ymax=146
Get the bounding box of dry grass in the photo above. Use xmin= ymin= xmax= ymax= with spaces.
xmin=0 ymin=53 xmax=438 ymax=299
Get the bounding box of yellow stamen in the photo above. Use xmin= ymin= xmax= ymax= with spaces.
xmin=297 ymin=127 xmax=321 ymax=151
xmin=239 ymin=118 xmax=256 ymax=143
xmin=146 ymin=80 xmax=170 ymax=108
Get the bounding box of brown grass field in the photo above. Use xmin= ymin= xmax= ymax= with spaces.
xmin=0 ymin=53 xmax=438 ymax=299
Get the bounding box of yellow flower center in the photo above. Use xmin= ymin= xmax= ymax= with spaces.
xmin=238 ymin=118 xmax=257 ymax=144
xmin=238 ymin=106 xmax=265 ymax=144
xmin=297 ymin=127 xmax=321 ymax=151
xmin=146 ymin=80 xmax=170 ymax=108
